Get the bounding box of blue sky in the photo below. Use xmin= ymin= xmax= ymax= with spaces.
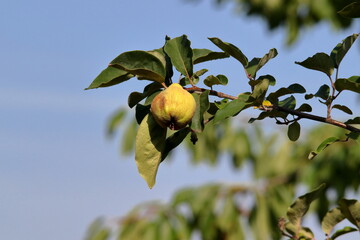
xmin=1 ymin=0 xmax=359 ymax=239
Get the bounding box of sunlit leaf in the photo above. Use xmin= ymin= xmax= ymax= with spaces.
xmin=110 ymin=50 xmax=166 ymax=83
xmin=208 ymin=37 xmax=248 ymax=67
xmin=86 ymin=66 xmax=134 ymax=90
xmin=330 ymin=34 xmax=359 ymax=68
xmin=164 ymin=35 xmax=193 ymax=78
xmin=192 ymin=48 xmax=229 ymax=64
xmin=135 ymin=114 xmax=166 ymax=189
xmin=295 ymin=52 xmax=334 ymax=77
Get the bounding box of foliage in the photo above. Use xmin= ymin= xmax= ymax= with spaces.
xmin=84 ymin=183 xmax=360 ymax=240
xmin=187 ymin=0 xmax=359 ymax=44
xmin=84 ymin=2 xmax=360 ymax=239
xmin=87 ymin=33 xmax=360 ymax=188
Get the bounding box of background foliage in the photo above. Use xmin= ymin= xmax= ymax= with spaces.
xmin=85 ymin=1 xmax=360 ymax=239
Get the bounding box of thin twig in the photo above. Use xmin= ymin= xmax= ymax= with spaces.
xmin=184 ymin=86 xmax=238 ymax=100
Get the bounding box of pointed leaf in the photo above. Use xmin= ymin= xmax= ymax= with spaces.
xmin=338 ymin=2 xmax=360 ymax=18
xmin=330 ymin=34 xmax=359 ymax=68
xmin=110 ymin=50 xmax=166 ymax=83
xmin=164 ymin=35 xmax=193 ymax=78
xmin=213 ymin=95 xmax=251 ymax=123
xmin=286 ymin=184 xmax=326 ymax=230
xmin=295 ymin=52 xmax=334 ymax=77
xmin=335 ymin=76 xmax=360 ymax=94
xmin=208 ymin=37 xmax=248 ymax=67
xmin=86 ymin=66 xmax=134 ymax=89
xmin=192 ymin=48 xmax=229 ymax=64
xmin=245 ymin=48 xmax=278 ymax=78
xmin=203 ymin=74 xmax=228 ymax=88
xmin=135 ymin=114 xmax=166 ymax=189
xmin=332 ymin=104 xmax=353 ymax=115
xmin=308 ymin=137 xmax=339 ymax=160
xmin=338 ymin=199 xmax=360 ymax=229
xmin=288 ymin=121 xmax=301 ymax=141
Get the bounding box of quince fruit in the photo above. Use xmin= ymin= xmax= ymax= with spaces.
xmin=150 ymin=83 xmax=196 ymax=130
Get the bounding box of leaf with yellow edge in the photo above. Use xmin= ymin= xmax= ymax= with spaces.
xmin=135 ymin=114 xmax=167 ymax=189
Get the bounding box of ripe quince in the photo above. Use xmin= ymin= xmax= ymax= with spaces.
xmin=150 ymin=83 xmax=196 ymax=130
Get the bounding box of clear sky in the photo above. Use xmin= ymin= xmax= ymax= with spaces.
xmin=1 ymin=0 xmax=359 ymax=239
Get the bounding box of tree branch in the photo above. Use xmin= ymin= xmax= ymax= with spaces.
xmin=272 ymin=105 xmax=360 ymax=133
xmin=184 ymin=86 xmax=238 ymax=100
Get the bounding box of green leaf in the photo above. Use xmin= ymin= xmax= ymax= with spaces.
xmin=203 ymin=74 xmax=228 ymax=88
xmin=164 ymin=35 xmax=193 ymax=78
xmin=278 ymin=95 xmax=296 ymax=109
xmin=192 ymin=48 xmax=229 ymax=64
xmin=128 ymin=82 xmax=163 ymax=108
xmin=331 ymin=226 xmax=358 ymax=239
xmin=315 ymin=84 xmax=330 ymax=100
xmin=335 ymin=76 xmax=360 ymax=94
xmin=338 ymin=2 xmax=360 ymax=18
xmin=110 ymin=50 xmax=166 ymax=83
xmin=332 ymin=104 xmax=353 ymax=115
xmin=190 ymin=91 xmax=210 ymax=132
xmin=106 ymin=108 xmax=127 ymax=138
xmin=296 ymin=103 xmax=312 ymax=112
xmin=86 ymin=66 xmax=134 ymax=90
xmin=250 ymin=77 xmax=271 ymax=100
xmin=338 ymin=199 xmax=360 ymax=229
xmin=321 ymin=207 xmax=345 ymax=237
xmin=161 ymin=128 xmax=191 ymax=161
xmin=286 ymin=184 xmax=326 ymax=232
xmin=308 ymin=137 xmax=339 ymax=160
xmin=245 ymin=48 xmax=278 ymax=78
xmin=267 ymin=83 xmax=306 ymax=102
xmin=288 ymin=121 xmax=301 ymax=141
xmin=295 ymin=52 xmax=334 ymax=77
xmin=330 ymin=34 xmax=359 ymax=68
xmin=213 ymin=95 xmax=251 ymax=124
xmin=135 ymin=114 xmax=167 ymax=189
xmin=208 ymin=37 xmax=248 ymax=67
